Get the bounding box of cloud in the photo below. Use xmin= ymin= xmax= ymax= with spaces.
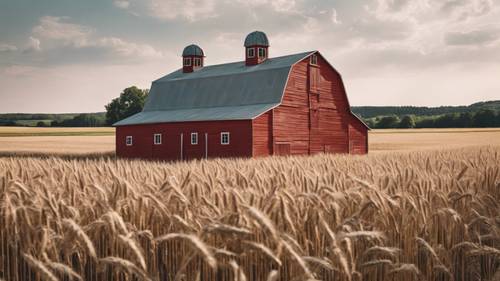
xmin=33 ymin=16 xmax=91 ymax=47
xmin=29 ymin=16 xmax=163 ymax=62
xmin=116 ymin=0 xmax=217 ymax=21
xmin=25 ymin=37 xmax=41 ymax=52
xmin=0 ymin=43 xmax=17 ymax=52
xmin=113 ymin=0 xmax=130 ymax=9
xmin=445 ymin=28 xmax=500 ymax=46
xmin=331 ymin=8 xmax=341 ymax=24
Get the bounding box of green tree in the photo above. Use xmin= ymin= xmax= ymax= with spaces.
xmin=457 ymin=112 xmax=474 ymax=128
xmin=398 ymin=115 xmax=415 ymax=128
xmin=473 ymin=109 xmax=496 ymax=127
xmin=36 ymin=121 xmax=47 ymax=127
xmin=376 ymin=116 xmax=400 ymax=129
xmin=434 ymin=113 xmax=459 ymax=128
xmin=105 ymin=86 xmax=149 ymax=125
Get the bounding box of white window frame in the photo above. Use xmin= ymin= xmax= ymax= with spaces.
xmin=194 ymin=57 xmax=201 ymax=67
xmin=183 ymin=57 xmax=192 ymax=66
xmin=126 ymin=136 xmax=133 ymax=146
xmin=154 ymin=133 xmax=162 ymax=145
xmin=258 ymin=47 xmax=266 ymax=58
xmin=221 ymin=132 xmax=230 ymax=145
xmin=247 ymin=48 xmax=255 ymax=58
xmin=310 ymin=54 xmax=318 ymax=65
xmin=191 ymin=132 xmax=198 ymax=145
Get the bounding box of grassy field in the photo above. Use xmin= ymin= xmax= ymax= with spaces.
xmin=0 ymin=147 xmax=498 ymax=281
xmin=0 ymin=127 xmax=499 ymax=155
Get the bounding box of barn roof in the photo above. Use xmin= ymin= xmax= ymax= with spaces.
xmin=114 ymin=51 xmax=314 ymax=126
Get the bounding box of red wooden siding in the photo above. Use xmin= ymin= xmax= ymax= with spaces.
xmin=116 ymin=120 xmax=252 ymax=161
xmin=348 ymin=115 xmax=369 ymax=154
xmin=271 ymin=53 xmax=368 ymax=156
xmin=252 ymin=111 xmax=272 ymax=157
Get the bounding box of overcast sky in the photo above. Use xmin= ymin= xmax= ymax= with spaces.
xmin=0 ymin=0 xmax=499 ymax=113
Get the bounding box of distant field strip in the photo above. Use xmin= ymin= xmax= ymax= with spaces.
xmin=370 ymin=128 xmax=500 ymax=152
xmin=0 ymin=127 xmax=499 ymax=155
xmin=0 ymin=126 xmax=114 ymax=137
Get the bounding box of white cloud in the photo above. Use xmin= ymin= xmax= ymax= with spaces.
xmin=113 ymin=0 xmax=130 ymax=9
xmin=331 ymin=8 xmax=341 ymax=24
xmin=97 ymin=37 xmax=163 ymax=58
xmin=0 ymin=43 xmax=17 ymax=52
xmin=30 ymin=16 xmax=163 ymax=60
xmin=119 ymin=0 xmax=217 ymax=21
xmin=33 ymin=16 xmax=91 ymax=47
xmin=445 ymin=27 xmax=500 ymax=46
xmin=148 ymin=0 xmax=216 ymax=21
xmin=25 ymin=37 xmax=41 ymax=52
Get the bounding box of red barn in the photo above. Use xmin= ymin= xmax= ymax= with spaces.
xmin=114 ymin=31 xmax=369 ymax=160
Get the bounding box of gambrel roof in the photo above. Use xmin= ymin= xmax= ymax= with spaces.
xmin=114 ymin=51 xmax=314 ymax=126
xmin=114 ymin=50 xmax=369 ymax=129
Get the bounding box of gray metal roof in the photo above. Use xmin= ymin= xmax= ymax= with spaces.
xmin=113 ymin=103 xmax=279 ymax=125
xmin=114 ymin=51 xmax=314 ymax=126
xmin=182 ymin=44 xmax=204 ymax=56
xmin=244 ymin=31 xmax=269 ymax=47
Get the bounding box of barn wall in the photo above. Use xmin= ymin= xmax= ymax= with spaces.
xmin=274 ymin=53 xmax=368 ymax=155
xmin=252 ymin=111 xmax=272 ymax=157
xmin=348 ymin=116 xmax=369 ymax=154
xmin=116 ymin=120 xmax=252 ymax=160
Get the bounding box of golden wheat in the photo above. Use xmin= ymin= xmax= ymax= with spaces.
xmin=0 ymin=146 xmax=499 ymax=280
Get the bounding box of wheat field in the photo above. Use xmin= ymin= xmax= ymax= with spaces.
xmin=1 ymin=147 xmax=499 ymax=281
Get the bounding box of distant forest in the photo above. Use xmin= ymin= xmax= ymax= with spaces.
xmin=0 ymin=100 xmax=499 ymax=128
xmin=0 ymin=112 xmax=106 ymax=127
xmin=351 ymin=100 xmax=500 ymax=129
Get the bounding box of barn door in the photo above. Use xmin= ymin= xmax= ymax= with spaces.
xmin=184 ymin=132 xmax=205 ymax=160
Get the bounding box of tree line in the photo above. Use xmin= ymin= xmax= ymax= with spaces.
xmin=365 ymin=110 xmax=500 ymax=129
xmin=1 ymin=86 xmax=499 ymax=129
xmin=0 ymin=86 xmax=148 ymax=127
xmin=352 ymin=100 xmax=500 ymax=118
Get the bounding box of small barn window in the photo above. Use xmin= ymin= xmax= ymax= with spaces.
xmin=258 ymin=48 xmax=266 ymax=58
xmin=154 ymin=133 xmax=162 ymax=145
xmin=221 ymin=132 xmax=230 ymax=145
xmin=191 ymin=132 xmax=198 ymax=145
xmin=194 ymin=58 xmax=201 ymax=67
xmin=310 ymin=54 xmax=318 ymax=65
xmin=126 ymin=136 xmax=133 ymax=146
xmin=247 ymin=48 xmax=255 ymax=58
xmin=183 ymin=57 xmax=192 ymax=66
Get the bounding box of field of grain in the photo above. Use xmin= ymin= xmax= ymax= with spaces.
xmin=370 ymin=128 xmax=500 ymax=152
xmin=1 ymin=146 xmax=499 ymax=281
xmin=0 ymin=127 xmax=115 ymax=155
xmin=1 ymin=127 xmax=500 ymax=155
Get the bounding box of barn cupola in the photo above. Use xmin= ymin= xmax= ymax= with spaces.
xmin=182 ymin=44 xmax=204 ymax=73
xmin=244 ymin=31 xmax=269 ymax=66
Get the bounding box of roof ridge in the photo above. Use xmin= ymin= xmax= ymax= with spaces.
xmin=154 ymin=51 xmax=315 ymax=82
xmin=201 ymin=50 xmax=315 ymax=68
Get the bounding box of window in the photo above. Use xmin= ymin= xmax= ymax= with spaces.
xmin=247 ymin=48 xmax=255 ymax=58
xmin=154 ymin=133 xmax=162 ymax=145
xmin=194 ymin=58 xmax=201 ymax=67
xmin=126 ymin=136 xmax=133 ymax=146
xmin=183 ymin=57 xmax=192 ymax=66
xmin=191 ymin=132 xmax=198 ymax=145
xmin=310 ymin=54 xmax=318 ymax=65
xmin=221 ymin=132 xmax=230 ymax=145
xmin=258 ymin=47 xmax=266 ymax=58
